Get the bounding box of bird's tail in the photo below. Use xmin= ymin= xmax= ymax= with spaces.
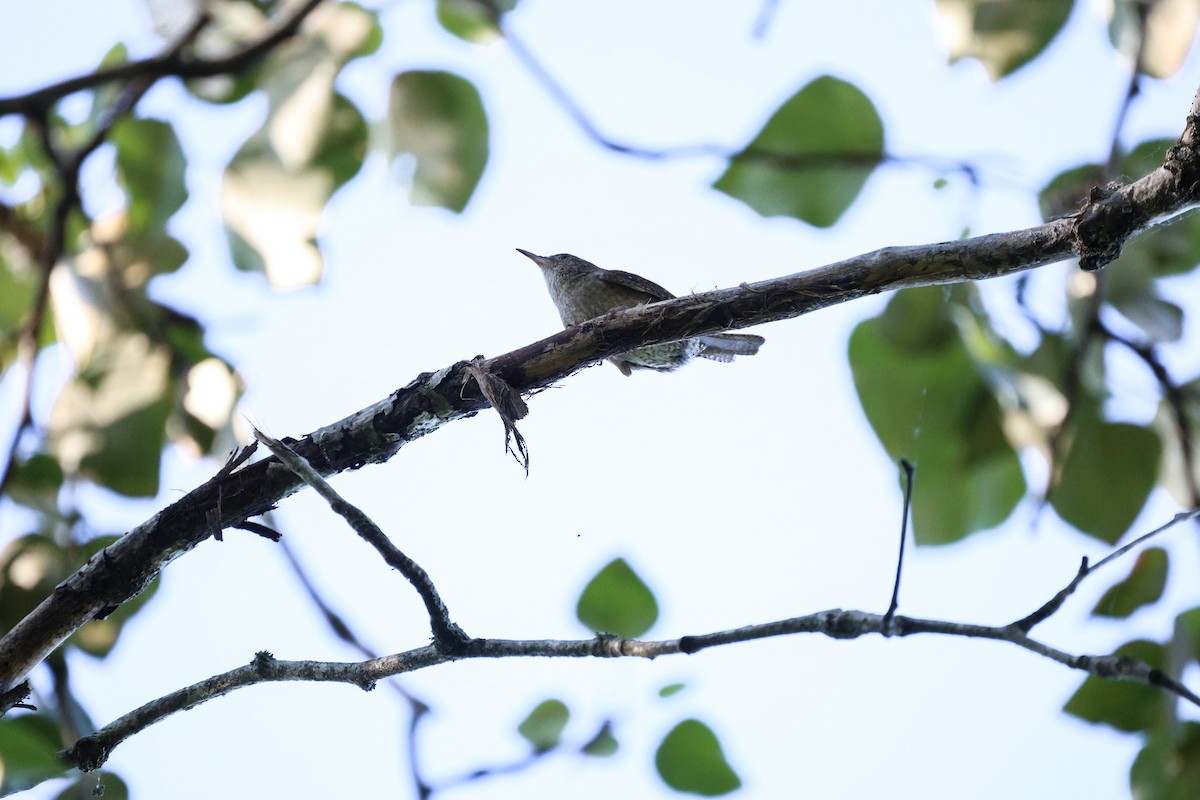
xmin=697 ymin=333 xmax=765 ymax=362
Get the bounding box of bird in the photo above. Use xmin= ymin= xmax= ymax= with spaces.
xmin=517 ymin=249 xmax=764 ymax=376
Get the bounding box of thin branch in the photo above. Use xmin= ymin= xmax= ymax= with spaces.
xmin=251 ymin=429 xmax=470 ymax=653
xmin=273 ymin=511 xmax=433 ymax=795
xmin=0 ymin=12 xmax=215 ymax=494
xmin=500 ymin=23 xmax=980 ymax=183
xmin=883 ymin=458 xmax=915 ymax=631
xmin=1095 ymin=319 xmax=1200 ymax=508
xmin=1015 ymin=508 xmax=1200 ymax=632
xmin=61 ymin=565 xmax=1200 ymax=775
xmin=751 ymin=0 xmax=783 ymax=38
xmin=1105 ymin=0 xmax=1152 ymax=176
xmin=3 ymin=106 xmax=1200 ymax=693
xmin=0 ymin=0 xmax=325 ymax=118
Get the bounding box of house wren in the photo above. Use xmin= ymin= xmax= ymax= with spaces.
xmin=517 ymin=249 xmax=764 ymax=376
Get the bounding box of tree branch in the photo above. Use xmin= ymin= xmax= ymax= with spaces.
xmin=252 ymin=429 xmax=470 ymax=652
xmin=0 ymin=0 xmax=326 ymax=118
xmin=3 ymin=105 xmax=1200 ymax=695
xmin=61 ymin=539 xmax=1200 ymax=775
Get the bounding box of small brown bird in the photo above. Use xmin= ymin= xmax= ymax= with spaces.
xmin=518 ymin=249 xmax=764 ymax=376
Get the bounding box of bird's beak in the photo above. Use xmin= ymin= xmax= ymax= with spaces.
xmin=516 ymin=248 xmax=546 ymax=266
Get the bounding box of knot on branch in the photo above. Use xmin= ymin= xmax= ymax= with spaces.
xmin=1074 ymin=183 xmax=1144 ymax=272
xmin=1165 ymin=141 xmax=1200 ymax=200
xmin=62 ymin=735 xmax=109 ymax=772
xmin=819 ymin=609 xmax=864 ymax=639
xmin=590 ymin=632 xmax=625 ymax=657
xmin=252 ymin=650 xmax=278 ymax=676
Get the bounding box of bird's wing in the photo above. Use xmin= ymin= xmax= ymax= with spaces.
xmin=596 ymin=269 xmax=676 ymax=302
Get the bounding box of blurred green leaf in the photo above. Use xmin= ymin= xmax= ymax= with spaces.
xmin=70 ymin=536 xmax=161 ymax=657
xmin=1177 ymin=606 xmax=1200 ymax=663
xmin=220 ymin=3 xmax=373 ymax=287
xmin=1092 ymin=547 xmax=1168 ymax=618
xmin=1050 ymin=404 xmax=1161 ymax=544
xmin=580 ymin=721 xmax=618 ymax=757
xmin=4 ymin=454 xmax=64 ymax=513
xmin=576 ymin=558 xmax=658 ymax=638
xmin=1109 ymin=0 xmax=1199 ymax=79
xmin=849 ymin=286 xmax=1025 ymax=544
xmin=222 ymin=92 xmax=367 ymax=287
xmin=436 ymin=0 xmax=517 ymax=43
xmin=936 ymin=0 xmax=1073 ymax=79
xmin=1131 ymin=723 xmax=1200 ymax=800
xmin=388 ymin=70 xmax=490 ymax=213
xmin=517 ymin=699 xmax=569 ymax=753
xmin=0 ymin=536 xmax=66 ymax=632
xmin=655 ymin=719 xmax=741 ymax=796
xmin=1109 ymin=289 xmax=1183 ymax=342
xmin=54 ymin=771 xmax=129 ymax=800
xmin=112 ymin=117 xmax=187 ymax=237
xmin=1039 ymin=163 xmax=1104 ymax=221
xmin=659 ymin=683 xmax=685 ymax=699
xmin=0 ymin=531 xmax=161 ymax=658
xmin=0 ymin=715 xmax=67 ymax=795
xmin=49 ymin=333 xmax=172 ymax=496
xmin=105 ymin=117 xmax=190 ymax=283
xmin=1063 ymin=639 xmax=1166 ymax=732
xmin=0 ymin=249 xmax=40 ymax=353
xmin=714 ymin=75 xmax=883 ymax=227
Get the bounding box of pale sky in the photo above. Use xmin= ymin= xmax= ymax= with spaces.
xmin=2 ymin=2 xmax=1199 ymax=799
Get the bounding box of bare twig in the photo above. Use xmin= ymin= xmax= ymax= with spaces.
xmin=1016 ymin=508 xmax=1200 ymax=632
xmin=1095 ymin=319 xmax=1200 ymax=508
xmin=500 ymin=23 xmax=981 ymax=184
xmin=1106 ymin=0 xmax=1153 ymax=176
xmin=4 ymin=104 xmax=1200 ymax=693
xmin=61 ymin=531 xmax=1200 ymax=776
xmin=251 ymin=428 xmax=470 ymax=653
xmin=0 ymin=0 xmax=325 ymax=117
xmin=883 ymin=458 xmax=915 ymax=632
xmin=273 ymin=512 xmax=434 ymax=796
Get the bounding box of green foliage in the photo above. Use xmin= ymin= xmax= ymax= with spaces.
xmin=3 ymin=454 xmax=64 ymax=513
xmin=580 ymin=722 xmax=619 ymax=757
xmin=1 ymin=2 xmax=1199 ymax=797
xmin=1109 ymin=0 xmax=1200 ymax=79
xmin=220 ymin=3 xmax=375 ymax=287
xmin=0 ymin=533 xmax=160 ymax=658
xmin=0 ymin=715 xmax=68 ymax=794
xmin=1131 ymin=723 xmax=1200 ymax=800
xmin=655 ymin=719 xmax=741 ymax=796
xmin=387 ymin=69 xmax=490 ymax=213
xmin=714 ymin=75 xmax=883 ymax=227
xmin=1049 ymin=404 xmax=1161 ymax=545
xmin=1092 ymin=548 xmax=1168 ymax=618
xmin=517 ymin=699 xmax=570 ymax=753
xmin=849 ymin=286 xmax=1025 ymax=544
xmin=49 ymin=333 xmax=172 ymax=497
xmin=576 ymin=558 xmax=658 ymax=638
xmin=935 ymin=0 xmax=1073 ymax=79
xmin=436 ymin=0 xmax=519 ymax=43
xmin=1064 ymin=640 xmax=1167 ymax=732
xmin=112 ymin=118 xmax=187 ymax=244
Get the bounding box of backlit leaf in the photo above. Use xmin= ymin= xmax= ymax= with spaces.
xmin=388 ymin=70 xmax=489 ymax=212
xmin=714 ymin=75 xmax=882 ymax=227
xmin=655 ymin=719 xmax=741 ymax=796
xmin=576 ymin=558 xmax=658 ymax=638
xmin=517 ymin=699 xmax=569 ymax=753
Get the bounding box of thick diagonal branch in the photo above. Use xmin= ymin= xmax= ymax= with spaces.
xmin=3 ymin=122 xmax=1200 ymax=692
